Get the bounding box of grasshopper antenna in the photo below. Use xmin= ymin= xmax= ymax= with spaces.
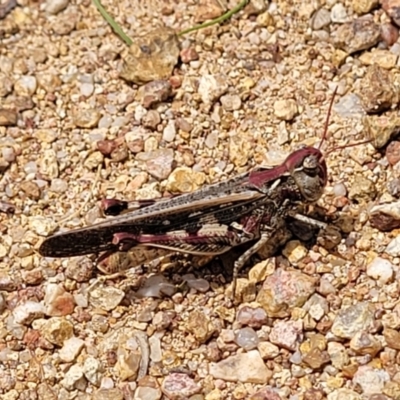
xmin=326 ymin=139 xmax=372 ymax=156
xmin=319 ymin=86 xmax=372 ymax=156
xmin=318 ymin=86 xmax=338 ymax=150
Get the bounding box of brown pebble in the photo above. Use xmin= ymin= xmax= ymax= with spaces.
xmin=65 ymin=258 xmax=94 ymax=282
xmin=387 ymin=178 xmax=400 ymax=197
xmin=47 ymin=293 xmax=75 ymax=317
xmin=111 ymin=145 xmax=129 ymax=163
xmin=97 ymin=140 xmax=118 ymax=156
xmin=0 ymin=108 xmax=17 ymax=126
xmin=72 ymin=108 xmax=101 ymax=128
xmin=236 ymin=306 xmax=268 ymax=328
xmin=382 ymin=0 xmax=400 ymax=27
xmin=332 ymin=196 xmax=349 ymax=208
xmin=180 ymin=48 xmax=199 ymax=63
xmin=250 ymin=387 xmax=282 ymax=400
xmin=22 ymin=269 xmax=44 ymax=285
xmin=176 ymin=117 xmax=192 ymax=133
xmin=370 ymin=211 xmax=400 ymax=231
xmin=20 ymin=181 xmax=41 ymax=200
xmin=381 ymin=22 xmax=399 ymax=46
xmin=126 ymin=138 xmax=144 ymax=154
xmin=142 ymin=110 xmax=161 ymax=129
xmin=304 ymin=388 xmax=325 ymax=400
xmin=384 ymin=328 xmax=400 ymax=350
xmin=23 ymin=329 xmax=41 ymax=350
xmin=161 ymin=6 xmax=174 ymax=15
xmin=169 ymin=75 xmax=182 ymax=89
xmin=137 ymin=80 xmax=172 ymax=109
xmin=386 ymin=141 xmax=400 ymax=165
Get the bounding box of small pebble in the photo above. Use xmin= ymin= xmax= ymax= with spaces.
xmin=50 ymin=178 xmax=68 ymax=193
xmin=330 ymin=3 xmax=348 ymax=23
xmin=83 ymin=356 xmax=103 ymax=386
xmin=162 ymin=373 xmax=202 ymax=399
xmin=162 ymin=120 xmax=176 ymax=142
xmin=180 ymin=48 xmax=199 ymax=63
xmin=234 ymin=327 xmax=259 ymax=351
xmin=61 ymin=364 xmax=86 ymax=391
xmin=119 ymin=27 xmax=180 ymax=84
xmin=20 ymin=181 xmax=41 ymax=200
xmin=350 ymin=331 xmax=382 ymax=356
xmin=137 ymin=275 xmax=177 ymax=299
xmin=220 ymin=94 xmax=242 ymax=111
xmin=42 ymin=317 xmax=74 ymax=346
xmin=142 ymin=110 xmax=161 ymax=129
xmin=257 ymin=342 xmax=280 ymax=360
xmin=98 ymin=115 xmax=113 ymax=129
xmin=183 ymin=275 xmax=210 ymax=292
xmin=0 ymin=109 xmax=18 ymax=126
xmin=274 ymin=99 xmax=298 ymax=121
xmin=13 ymin=301 xmax=45 ymax=325
xmin=236 ymin=306 xmax=268 ymax=328
xmin=0 ymin=74 xmax=13 ymax=97
xmin=44 ymin=283 xmax=75 ymax=316
xmin=80 ymin=82 xmax=94 ymax=97
xmin=333 ymin=182 xmax=347 ymax=197
xmin=381 ymin=23 xmax=399 ymax=46
xmin=282 ymin=240 xmax=308 ymax=264
xmin=137 ymin=80 xmax=172 ymax=109
xmin=257 ymin=268 xmax=315 ymax=318
xmin=14 ymin=76 xmax=37 ymax=96
xmin=387 ymin=178 xmax=400 ymax=197
xmin=59 ymin=337 xmax=85 ymax=362
xmin=353 ymin=366 xmax=390 ymax=396
xmin=352 ymin=0 xmax=378 ymax=14
xmin=334 ymin=17 xmax=381 ymax=54
xmin=205 ymin=131 xmax=219 ymax=148
xmin=311 ymin=8 xmax=331 ymax=30
xmin=136 ymin=148 xmax=174 ymax=180
xmin=386 ymin=141 xmax=400 ymax=165
xmin=269 ymin=320 xmax=303 ymax=351
xmin=29 ymin=216 xmax=57 ymax=236
xmin=331 ymin=302 xmax=375 ymax=339
xmin=366 ymin=257 xmax=394 ymax=284
xmin=386 ymin=236 xmax=400 ymax=257
xmin=198 ymin=74 xmax=228 ymax=108
xmin=209 ymin=350 xmax=272 ymax=384
xmin=72 ymin=108 xmax=101 ymax=128
xmin=256 ymin=11 xmax=274 ymax=27
xmin=89 ymin=286 xmax=125 ymax=311
xmin=46 ymin=0 xmax=70 ymax=14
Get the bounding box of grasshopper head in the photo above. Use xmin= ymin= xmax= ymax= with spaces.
xmin=284 ymin=146 xmax=327 ymax=203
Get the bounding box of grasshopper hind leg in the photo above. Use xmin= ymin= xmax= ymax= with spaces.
xmin=231 ymin=231 xmax=272 ymax=300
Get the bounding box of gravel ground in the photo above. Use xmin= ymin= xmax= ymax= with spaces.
xmin=2 ymin=0 xmax=400 ymax=399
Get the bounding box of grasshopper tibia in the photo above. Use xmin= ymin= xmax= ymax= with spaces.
xmin=232 ymin=231 xmax=272 ymax=300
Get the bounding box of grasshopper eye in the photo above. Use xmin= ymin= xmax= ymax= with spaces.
xmin=303 ymin=155 xmax=319 ymax=171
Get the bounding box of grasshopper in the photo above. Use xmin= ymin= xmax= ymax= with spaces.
xmin=39 ymin=89 xmax=345 ymax=295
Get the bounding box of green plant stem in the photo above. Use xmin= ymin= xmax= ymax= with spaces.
xmin=92 ymin=0 xmax=249 ymax=46
xmin=92 ymin=0 xmax=133 ymax=46
xmin=178 ymin=0 xmax=249 ymax=36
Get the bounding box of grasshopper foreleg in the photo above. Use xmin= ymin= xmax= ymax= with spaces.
xmin=289 ymin=212 xmax=328 ymax=230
